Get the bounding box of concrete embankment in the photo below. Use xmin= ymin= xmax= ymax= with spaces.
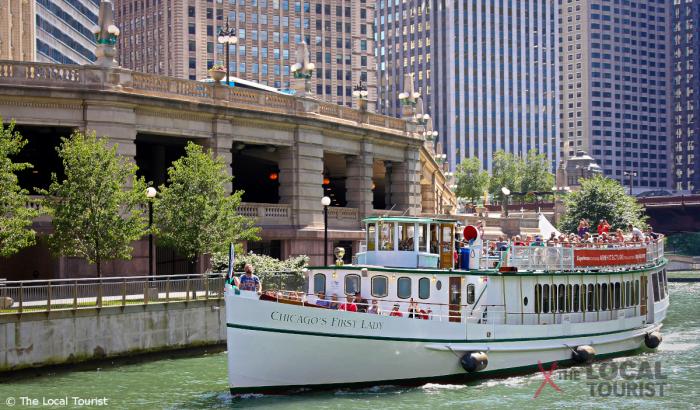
xmin=0 ymin=300 xmax=225 ymax=372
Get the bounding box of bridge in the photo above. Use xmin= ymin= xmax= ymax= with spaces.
xmin=0 ymin=60 xmax=456 ymax=279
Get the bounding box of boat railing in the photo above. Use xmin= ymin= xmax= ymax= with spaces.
xmin=477 ymin=304 xmax=642 ymax=326
xmin=500 ymin=238 xmax=665 ymax=272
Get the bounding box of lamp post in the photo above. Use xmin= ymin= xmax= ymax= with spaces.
xmin=217 ymin=18 xmax=238 ymax=84
xmin=352 ymin=81 xmax=368 ymax=111
xmin=623 ymin=171 xmax=637 ymax=195
xmin=145 ymin=187 xmax=157 ymax=278
xmin=321 ymin=196 xmax=331 ymax=266
xmin=501 ymin=187 xmax=511 ymax=217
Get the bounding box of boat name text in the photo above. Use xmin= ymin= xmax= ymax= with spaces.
xmin=270 ymin=311 xmax=383 ymax=330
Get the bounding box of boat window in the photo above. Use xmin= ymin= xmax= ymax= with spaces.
xmin=313 ymin=273 xmax=326 ymax=294
xmin=418 ymin=278 xmax=430 ymax=299
xmin=587 ymin=284 xmax=595 ymax=312
xmin=658 ymin=271 xmax=666 ymax=300
xmin=398 ymin=223 xmax=415 ymax=251
xmin=566 ymin=284 xmax=572 ymax=313
xmin=558 ymin=284 xmax=565 ymax=313
xmin=614 ymin=282 xmax=621 ymax=309
xmin=595 ymin=284 xmax=601 ymax=311
xmin=367 ymin=223 xmax=376 ymax=251
xmin=551 ymin=284 xmax=557 ymax=313
xmin=542 ymin=284 xmax=550 ymax=313
xmin=634 ymin=279 xmax=640 ymax=306
xmin=573 ymin=284 xmax=579 ymax=312
xmin=418 ymin=224 xmax=427 ymax=252
xmin=625 ymin=281 xmax=631 ymax=308
xmin=535 ymin=284 xmax=542 ymax=313
xmin=662 ymin=269 xmax=668 ymax=296
xmin=466 ymin=284 xmax=475 ymax=304
xmin=345 ymin=274 xmax=361 ymax=295
xmin=601 ymin=284 xmax=608 ymax=311
xmin=581 ymin=284 xmax=587 ymax=313
xmin=651 ymin=273 xmax=660 ymax=302
xmin=397 ymin=277 xmax=411 ymax=299
xmin=379 ymin=221 xmax=395 ymax=251
xmin=371 ymin=275 xmax=388 ymax=298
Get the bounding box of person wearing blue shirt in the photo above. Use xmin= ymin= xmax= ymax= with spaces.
xmin=238 ymin=264 xmax=262 ymax=293
xmin=315 ymin=291 xmax=330 ymax=308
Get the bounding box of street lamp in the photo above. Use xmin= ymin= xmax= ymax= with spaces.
xmin=623 ymin=171 xmax=637 ymax=195
xmin=501 ymin=187 xmax=511 ymax=217
xmin=321 ymin=196 xmax=331 ymax=266
xmin=217 ymin=18 xmax=238 ymax=84
xmin=145 ymin=187 xmax=157 ymax=278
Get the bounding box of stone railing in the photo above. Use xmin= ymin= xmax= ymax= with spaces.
xmin=238 ymin=202 xmax=291 ymax=225
xmin=328 ymin=206 xmax=359 ymax=221
xmin=0 ymin=60 xmax=409 ymax=135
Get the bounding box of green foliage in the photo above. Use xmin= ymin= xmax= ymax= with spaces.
xmin=489 ymin=151 xmax=522 ymax=202
xmin=0 ymin=120 xmax=38 ymax=257
xmin=558 ymin=175 xmax=648 ymax=234
xmin=210 ymin=251 xmax=309 ymax=291
xmin=40 ymin=131 xmax=148 ymax=276
xmin=154 ymin=142 xmax=260 ymax=261
xmin=520 ymin=149 xmax=555 ymax=196
xmin=666 ymin=233 xmax=700 ymax=256
xmin=454 ymin=157 xmax=489 ymax=203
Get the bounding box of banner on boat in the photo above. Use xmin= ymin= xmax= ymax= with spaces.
xmin=573 ymin=248 xmax=647 ymax=267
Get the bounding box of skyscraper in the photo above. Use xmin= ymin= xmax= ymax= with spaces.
xmin=114 ymin=0 xmax=376 ymax=108
xmin=559 ymin=0 xmax=672 ymax=192
xmin=672 ymin=0 xmax=699 ymax=192
xmin=376 ymin=0 xmax=560 ymax=173
xmin=0 ymin=0 xmax=98 ymax=65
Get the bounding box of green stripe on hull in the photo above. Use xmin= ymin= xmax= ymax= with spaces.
xmin=229 ymin=347 xmax=643 ymax=395
xmin=227 ymin=323 xmax=647 ymax=343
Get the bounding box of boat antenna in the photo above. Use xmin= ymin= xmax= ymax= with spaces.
xmin=382 ymin=203 xmax=396 ymax=217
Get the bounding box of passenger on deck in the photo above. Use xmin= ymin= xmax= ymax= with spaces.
xmin=389 ymin=303 xmax=403 ymax=317
xmin=339 ymin=295 xmax=357 ymax=312
xmin=354 ymin=292 xmax=369 ymax=313
xmin=330 ymin=294 xmax=339 ymax=310
xmin=238 ymin=264 xmax=262 ymax=293
xmin=408 ymin=298 xmax=420 ymax=318
xmin=629 ymin=224 xmax=645 ymax=242
xmin=367 ymin=299 xmax=382 ymax=315
xmin=315 ymin=291 xmax=330 ymax=308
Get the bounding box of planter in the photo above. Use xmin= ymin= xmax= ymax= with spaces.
xmin=209 ymin=69 xmax=226 ymax=82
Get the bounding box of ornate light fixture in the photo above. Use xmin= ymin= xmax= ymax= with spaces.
xmin=352 ymin=81 xmax=369 ymax=99
xmin=217 ymin=18 xmax=238 ymax=84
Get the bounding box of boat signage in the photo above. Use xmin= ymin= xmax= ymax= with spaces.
xmin=270 ymin=311 xmax=383 ymax=330
xmin=573 ymin=248 xmax=647 ymax=267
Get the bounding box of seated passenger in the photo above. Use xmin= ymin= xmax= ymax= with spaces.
xmin=315 ymin=291 xmax=330 ymax=308
xmin=339 ymin=295 xmax=357 ymax=312
xmin=238 ymin=264 xmax=262 ymax=293
xmin=329 ymin=294 xmax=339 ymax=310
xmin=367 ymin=299 xmax=382 ymax=315
xmin=389 ymin=303 xmax=403 ymax=317
xmin=354 ymin=291 xmax=369 ymax=313
xmin=408 ymin=298 xmax=420 ymax=318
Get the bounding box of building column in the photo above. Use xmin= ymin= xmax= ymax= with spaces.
xmin=421 ymin=183 xmax=435 ymax=214
xmin=345 ymin=140 xmax=374 ymax=218
xmin=204 ymin=118 xmax=234 ymax=193
xmin=83 ymin=101 xmax=137 ymax=162
xmin=384 ymin=161 xmax=393 ymax=209
xmin=278 ymin=127 xmax=324 ymax=228
xmin=391 ymin=147 xmax=422 ymax=216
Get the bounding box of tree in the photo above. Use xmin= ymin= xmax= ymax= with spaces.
xmin=489 ymin=150 xmax=522 ymax=203
xmin=520 ymin=149 xmax=555 ymax=197
xmin=558 ymin=175 xmax=648 ymax=234
xmin=0 ymin=120 xmax=38 ymax=257
xmin=454 ymin=157 xmax=490 ymax=204
xmin=154 ymin=142 xmax=259 ymax=267
xmin=40 ymin=131 xmax=148 ymax=277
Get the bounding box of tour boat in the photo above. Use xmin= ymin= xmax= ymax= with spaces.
xmin=225 ymin=216 xmax=669 ymax=394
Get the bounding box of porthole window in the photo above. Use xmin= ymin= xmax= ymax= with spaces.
xmin=418 ymin=278 xmax=430 ymax=299
xmin=466 ymin=284 xmax=475 ymax=304
xmin=523 ymin=297 xmax=529 ymax=306
xmin=397 ymin=277 xmax=411 ymax=299
xmin=436 ymin=280 xmax=442 ymax=291
xmin=345 ymin=274 xmax=360 ymax=295
xmin=313 ymin=273 xmax=326 ymax=294
xmin=371 ymin=275 xmax=388 ymax=298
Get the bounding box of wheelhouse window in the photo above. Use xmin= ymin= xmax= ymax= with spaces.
xmin=418 ymin=277 xmax=430 ymax=299
xmin=367 ymin=223 xmax=376 ymax=251
xmin=379 ymin=221 xmax=394 ymax=251
xmin=398 ymin=223 xmax=415 ymax=251
xmin=466 ymin=283 xmax=475 ymax=305
xmin=345 ymin=274 xmax=360 ymax=295
xmin=417 ymin=224 xmax=427 ymax=252
xmin=429 ymin=224 xmax=439 ymax=253
xmin=371 ymin=275 xmax=388 ymax=298
xmin=397 ymin=277 xmax=411 ymax=299
xmin=314 ymin=273 xmax=326 ymax=294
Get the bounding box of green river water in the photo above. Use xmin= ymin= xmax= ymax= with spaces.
xmin=1 ymin=282 xmax=699 ymax=409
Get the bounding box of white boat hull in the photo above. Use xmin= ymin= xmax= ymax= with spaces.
xmin=225 ymin=288 xmax=665 ymax=394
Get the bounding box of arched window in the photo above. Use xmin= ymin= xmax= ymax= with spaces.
xmin=558 ymin=284 xmax=566 ymax=313
xmin=418 ymin=278 xmax=430 ymax=299
xmin=543 ymin=284 xmax=550 ymax=313
xmin=587 ymin=284 xmax=594 ymax=312
xmin=634 ymin=279 xmax=640 ymax=306
xmin=371 ymin=275 xmax=388 ymax=298
xmin=313 ymin=273 xmax=326 ymax=294
xmin=602 ymin=283 xmax=608 ymax=311
xmin=345 ymin=274 xmax=361 ymax=295
xmin=397 ymin=277 xmax=411 ymax=299
xmin=573 ymin=284 xmax=579 ymax=313
xmin=595 ymin=284 xmax=601 ymax=311
xmin=535 ymin=284 xmax=542 ymax=313
xmin=551 ymin=284 xmax=557 ymax=313
xmin=614 ymin=282 xmax=621 ymax=309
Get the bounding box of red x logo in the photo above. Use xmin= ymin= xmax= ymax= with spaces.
xmin=533 ymin=360 xmax=562 ymax=398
